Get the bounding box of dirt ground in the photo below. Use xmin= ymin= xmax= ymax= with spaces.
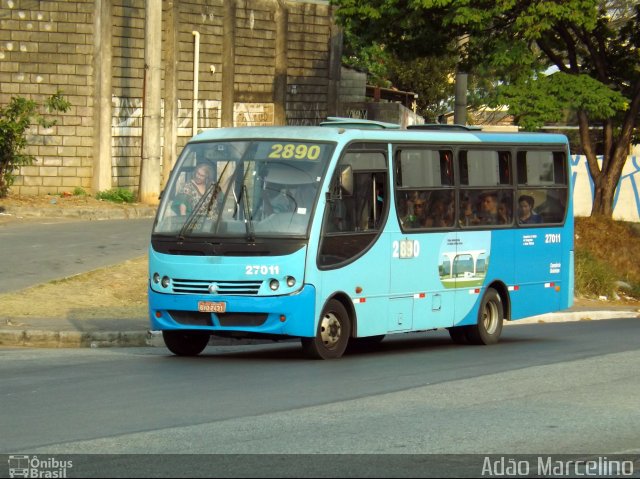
xmin=0 ymin=192 xmax=138 ymax=210
xmin=0 ymin=256 xmax=148 ymax=321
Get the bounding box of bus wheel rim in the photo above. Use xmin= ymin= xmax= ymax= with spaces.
xmin=483 ymin=301 xmax=499 ymax=334
xmin=320 ymin=312 xmax=341 ymax=349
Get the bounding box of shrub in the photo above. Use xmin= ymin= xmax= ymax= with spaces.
xmin=0 ymin=92 xmax=71 ymax=197
xmin=575 ymin=216 xmax=640 ymax=301
xmin=95 ymin=188 xmax=136 ymax=204
xmin=574 ymin=250 xmax=617 ymax=299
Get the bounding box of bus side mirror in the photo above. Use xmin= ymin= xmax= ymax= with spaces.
xmin=339 ymin=165 xmax=353 ymax=196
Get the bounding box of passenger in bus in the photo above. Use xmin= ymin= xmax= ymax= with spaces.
xmin=423 ymin=192 xmax=453 ymax=227
xmin=518 ymin=195 xmax=542 ymax=224
xmin=498 ymin=197 xmax=512 ymax=225
xmin=477 ymin=191 xmax=499 ymax=225
xmin=459 ymin=196 xmax=477 ymax=227
xmin=402 ymin=195 xmax=427 ymax=228
xmin=173 ymin=162 xmax=214 ymax=215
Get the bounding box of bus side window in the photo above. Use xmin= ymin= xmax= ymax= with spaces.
xmin=517 ymin=150 xmax=568 ymax=225
xmin=319 ymin=148 xmax=388 ymax=267
xmin=395 ymin=148 xmax=455 ymax=230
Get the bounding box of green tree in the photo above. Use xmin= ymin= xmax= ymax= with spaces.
xmin=385 ymin=55 xmax=457 ymax=122
xmin=0 ymin=92 xmax=71 ymax=197
xmin=341 ymin=30 xmax=393 ymax=88
xmin=332 ymin=0 xmax=640 ymax=218
xmin=339 ymin=2 xmax=460 ymax=121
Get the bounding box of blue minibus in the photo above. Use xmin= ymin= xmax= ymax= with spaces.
xmin=149 ymin=119 xmax=573 ymax=359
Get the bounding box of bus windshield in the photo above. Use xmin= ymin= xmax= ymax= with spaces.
xmin=153 ymin=139 xmax=334 ymax=239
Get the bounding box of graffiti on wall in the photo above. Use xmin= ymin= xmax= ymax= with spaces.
xmin=112 ymin=97 xmax=275 ymax=136
xmin=571 ymin=155 xmax=640 ymax=221
xmin=286 ymin=102 xmax=326 ymax=126
xmin=112 ymin=97 xmax=222 ymax=136
xmin=111 ymin=97 xmax=275 ymax=184
xmin=345 ymin=108 xmax=368 ymax=120
xmin=234 ymin=103 xmax=274 ymax=127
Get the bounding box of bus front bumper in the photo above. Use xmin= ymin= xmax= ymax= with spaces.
xmin=148 ymin=284 xmax=316 ymax=338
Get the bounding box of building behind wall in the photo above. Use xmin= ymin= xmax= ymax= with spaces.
xmin=1 ymin=0 xmax=341 ymax=196
xmin=337 ymin=66 xmax=424 ymax=128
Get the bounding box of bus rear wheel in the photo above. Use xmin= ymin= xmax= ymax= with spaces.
xmin=466 ymin=287 xmax=504 ymax=345
xmin=301 ymin=299 xmax=351 ymax=360
xmin=162 ymin=330 xmax=210 ymax=356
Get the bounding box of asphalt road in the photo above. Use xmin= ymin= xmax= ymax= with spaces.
xmin=1 ymin=318 xmax=638 ymax=477
xmin=0 ymin=218 xmax=153 ymax=293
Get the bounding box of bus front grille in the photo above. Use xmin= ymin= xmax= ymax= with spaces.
xmin=169 ymin=310 xmax=213 ymax=326
xmin=171 ymin=279 xmax=263 ymax=295
xmin=218 ymin=313 xmax=268 ymax=327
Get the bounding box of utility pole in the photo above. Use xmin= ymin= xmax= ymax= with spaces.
xmin=162 ymin=0 xmax=179 ymax=188
xmin=453 ymin=70 xmax=467 ymax=125
xmin=221 ymin=0 xmax=236 ymax=128
xmin=92 ymin=0 xmax=112 ymax=193
xmin=274 ymin=0 xmax=288 ymax=125
xmin=138 ymin=0 xmax=162 ymax=204
xmin=453 ymin=35 xmax=468 ymax=125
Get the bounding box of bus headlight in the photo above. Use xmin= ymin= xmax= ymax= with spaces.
xmin=161 ymin=276 xmax=171 ymax=288
xmin=286 ymin=276 xmax=296 ymax=287
xmin=152 ymin=273 xmax=160 ymax=284
xmin=269 ymin=279 xmax=280 ymax=291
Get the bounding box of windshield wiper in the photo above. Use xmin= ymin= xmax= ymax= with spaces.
xmin=177 ymin=182 xmax=218 ymax=240
xmin=242 ymin=183 xmax=255 ymax=242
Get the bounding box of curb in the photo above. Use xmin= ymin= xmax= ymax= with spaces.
xmin=0 ymin=329 xmax=287 ymax=349
xmin=510 ymin=310 xmax=639 ymax=324
xmin=1 ymin=206 xmax=157 ymax=221
xmin=0 ymin=329 xmax=156 ymax=348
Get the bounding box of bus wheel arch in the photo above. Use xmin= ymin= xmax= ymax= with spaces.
xmin=301 ymin=294 xmax=353 ymax=360
xmin=488 ymin=280 xmax=511 ymax=321
xmin=466 ymin=285 xmax=506 ymax=345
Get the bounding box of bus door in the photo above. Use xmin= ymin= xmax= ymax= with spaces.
xmin=318 ymin=144 xmax=392 ymax=338
xmin=392 ymin=147 xmax=457 ymax=331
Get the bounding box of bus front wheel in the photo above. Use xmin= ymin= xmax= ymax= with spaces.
xmin=162 ymin=331 xmax=210 ymax=356
xmin=301 ymin=299 xmax=351 ymax=360
xmin=466 ymin=288 xmax=504 ymax=345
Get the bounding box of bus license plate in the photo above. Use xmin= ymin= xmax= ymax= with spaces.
xmin=198 ymin=301 xmax=226 ymax=313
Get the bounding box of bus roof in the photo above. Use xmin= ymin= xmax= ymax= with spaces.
xmin=189 ymin=125 xmax=569 ymax=147
xmin=320 ymin=117 xmax=402 ymax=129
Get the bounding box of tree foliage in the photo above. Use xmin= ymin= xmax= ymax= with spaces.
xmin=0 ymin=92 xmax=71 ymax=197
xmin=385 ymin=55 xmax=457 ymax=122
xmin=336 ymin=0 xmax=463 ymax=121
xmin=332 ymin=0 xmax=640 ymax=217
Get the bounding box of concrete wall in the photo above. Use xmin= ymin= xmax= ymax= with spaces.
xmin=572 ymin=155 xmax=640 ymax=222
xmin=338 ymin=66 xmax=366 ymax=104
xmin=1 ymin=0 xmax=338 ymax=195
xmin=0 ymin=0 xmax=95 ymax=194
